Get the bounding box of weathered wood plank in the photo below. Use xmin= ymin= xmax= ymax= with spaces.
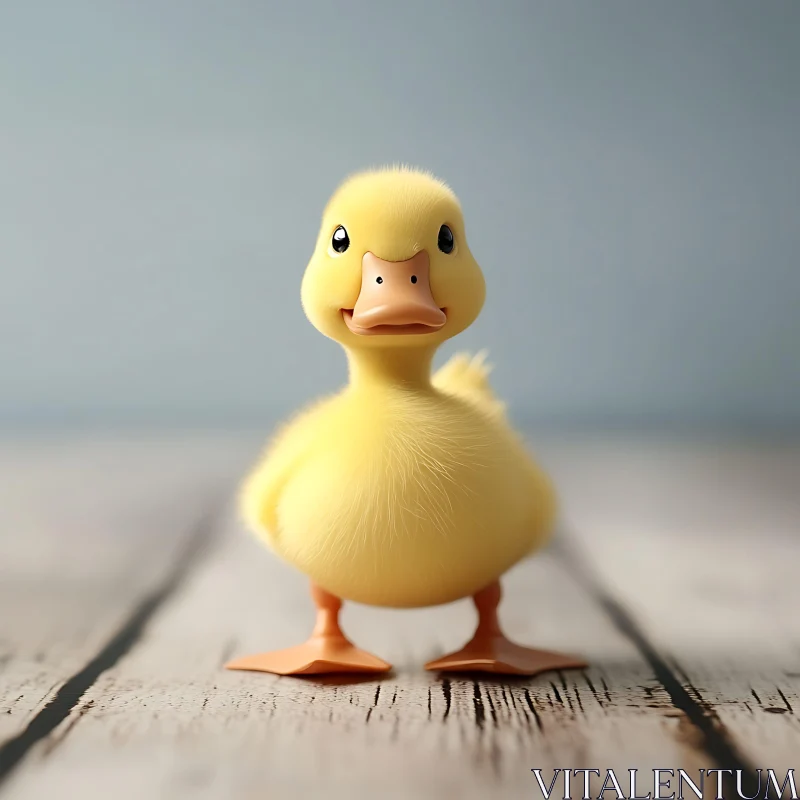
xmin=2 ymin=470 xmax=707 ymax=800
xmin=0 ymin=436 xmax=251 ymax=768
xmin=5 ymin=435 xmax=797 ymax=798
xmin=544 ymin=438 xmax=800 ymax=782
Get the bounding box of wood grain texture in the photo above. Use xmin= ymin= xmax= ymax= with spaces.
xmin=544 ymin=438 xmax=800 ymax=786
xmin=0 ymin=436 xmax=250 ymax=756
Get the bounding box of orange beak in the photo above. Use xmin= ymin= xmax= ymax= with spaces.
xmin=342 ymin=251 xmax=447 ymax=336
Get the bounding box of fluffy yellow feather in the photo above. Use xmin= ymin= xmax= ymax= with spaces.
xmin=240 ymin=167 xmax=557 ymax=609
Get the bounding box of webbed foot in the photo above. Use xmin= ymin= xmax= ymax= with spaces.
xmin=424 ymin=580 xmax=586 ymax=677
xmin=425 ymin=637 xmax=585 ymax=676
xmin=225 ymin=583 xmax=391 ymax=676
xmin=226 ymin=635 xmax=391 ymax=676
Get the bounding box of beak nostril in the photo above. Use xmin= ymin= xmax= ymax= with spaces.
xmin=376 ymin=277 xmax=383 ymax=284
xmin=410 ymin=275 xmax=417 ymax=284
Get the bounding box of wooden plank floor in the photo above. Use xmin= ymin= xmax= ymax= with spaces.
xmin=0 ymin=434 xmax=798 ymax=798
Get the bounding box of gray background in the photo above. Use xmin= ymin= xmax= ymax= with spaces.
xmin=2 ymin=0 xmax=798 ymax=431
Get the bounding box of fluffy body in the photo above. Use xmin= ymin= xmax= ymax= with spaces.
xmin=241 ymin=353 xmax=556 ymax=608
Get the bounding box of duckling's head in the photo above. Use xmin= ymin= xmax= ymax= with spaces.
xmin=301 ymin=167 xmax=485 ymax=350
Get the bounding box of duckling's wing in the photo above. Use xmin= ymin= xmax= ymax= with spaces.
xmin=432 ymin=351 xmax=506 ymax=418
xmin=239 ymin=412 xmax=317 ymax=546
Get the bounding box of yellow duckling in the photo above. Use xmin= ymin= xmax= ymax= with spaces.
xmin=226 ymin=167 xmax=586 ymax=677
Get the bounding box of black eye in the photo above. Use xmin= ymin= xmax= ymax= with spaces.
xmin=438 ymin=224 xmax=454 ymax=254
xmin=332 ymin=225 xmax=349 ymax=253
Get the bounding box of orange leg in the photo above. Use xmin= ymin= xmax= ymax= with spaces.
xmin=225 ymin=583 xmax=392 ymax=676
xmin=425 ymin=581 xmax=587 ymax=676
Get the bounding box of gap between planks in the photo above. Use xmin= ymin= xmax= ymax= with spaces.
xmin=0 ymin=497 xmax=229 ymax=789
xmin=556 ymin=534 xmax=763 ymax=800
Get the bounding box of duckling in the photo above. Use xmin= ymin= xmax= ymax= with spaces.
xmin=226 ymin=167 xmax=586 ymax=676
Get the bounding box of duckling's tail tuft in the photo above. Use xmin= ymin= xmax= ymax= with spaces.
xmin=432 ymin=350 xmax=506 ymax=417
